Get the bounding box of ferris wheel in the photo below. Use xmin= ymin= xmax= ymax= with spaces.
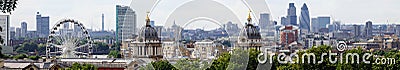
xmin=46 ymin=19 xmax=93 ymax=58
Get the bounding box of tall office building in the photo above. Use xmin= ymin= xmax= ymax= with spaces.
xmin=102 ymin=14 xmax=105 ymax=32
xmin=364 ymin=21 xmax=373 ymax=38
xmin=299 ymin=3 xmax=310 ymax=32
xmin=311 ymin=18 xmax=318 ymax=32
xmin=281 ymin=17 xmax=288 ymax=25
xmin=333 ymin=21 xmax=341 ymax=31
xmin=287 ymin=3 xmax=297 ymax=26
xmin=116 ymin=5 xmax=137 ymax=42
xmin=396 ymin=25 xmax=400 ymax=37
xmin=15 ymin=28 xmax=21 ymax=38
xmin=21 ymin=22 xmax=27 ymax=37
xmin=36 ymin=12 xmax=50 ymax=38
xmin=259 ymin=13 xmax=273 ymax=37
xmin=0 ymin=15 xmax=9 ymax=46
xmin=312 ymin=16 xmax=330 ymax=33
xmin=353 ymin=25 xmax=362 ymax=38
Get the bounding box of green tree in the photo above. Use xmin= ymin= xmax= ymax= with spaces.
xmin=28 ymin=56 xmax=40 ymax=60
xmin=16 ymin=41 xmax=38 ymax=53
xmin=94 ymin=42 xmax=109 ymax=53
xmin=0 ymin=0 xmax=18 ymax=14
xmin=247 ymin=48 xmax=261 ymax=70
xmin=336 ymin=47 xmax=372 ymax=70
xmin=372 ymin=49 xmax=400 ymax=69
xmin=65 ymin=63 xmax=97 ymax=70
xmin=173 ymin=59 xmax=209 ymax=70
xmin=13 ymin=54 xmax=27 ymax=59
xmin=151 ymin=60 xmax=176 ymax=70
xmin=108 ymin=50 xmax=121 ymax=58
xmin=275 ymin=45 xmax=336 ymax=70
xmin=207 ymin=52 xmax=231 ymax=70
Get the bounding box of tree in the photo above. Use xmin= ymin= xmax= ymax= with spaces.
xmin=336 ymin=47 xmax=372 ymax=70
xmin=151 ymin=60 xmax=176 ymax=70
xmin=108 ymin=50 xmax=121 ymax=58
xmin=93 ymin=42 xmax=109 ymax=53
xmin=173 ymin=59 xmax=209 ymax=70
xmin=28 ymin=56 xmax=40 ymax=60
xmin=65 ymin=63 xmax=97 ymax=70
xmin=16 ymin=41 xmax=38 ymax=53
xmin=0 ymin=0 xmax=18 ymax=14
xmin=207 ymin=48 xmax=261 ymax=70
xmin=13 ymin=54 xmax=27 ymax=59
xmin=207 ymin=52 xmax=231 ymax=70
xmin=247 ymin=48 xmax=261 ymax=70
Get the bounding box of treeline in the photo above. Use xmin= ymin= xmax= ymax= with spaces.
xmin=141 ymin=45 xmax=400 ymax=70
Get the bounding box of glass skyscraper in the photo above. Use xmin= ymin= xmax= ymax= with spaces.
xmin=287 ymin=3 xmax=297 ymax=26
xmin=299 ymin=3 xmax=310 ymax=32
xmin=116 ymin=5 xmax=137 ymax=42
xmin=36 ymin=12 xmax=49 ymax=38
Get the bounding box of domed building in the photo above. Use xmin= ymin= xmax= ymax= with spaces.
xmin=130 ymin=13 xmax=163 ymax=60
xmin=236 ymin=11 xmax=263 ymax=51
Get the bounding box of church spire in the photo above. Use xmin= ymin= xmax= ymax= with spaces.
xmin=247 ymin=10 xmax=252 ymax=24
xmin=146 ymin=11 xmax=150 ymax=26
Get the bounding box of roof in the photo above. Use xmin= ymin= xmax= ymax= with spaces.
xmin=3 ymin=62 xmax=62 ymax=69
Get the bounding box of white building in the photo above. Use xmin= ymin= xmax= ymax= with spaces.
xmin=193 ymin=41 xmax=216 ymax=60
xmin=0 ymin=15 xmax=9 ymax=46
xmin=163 ymin=42 xmax=177 ymax=58
xmin=0 ymin=15 xmax=11 ymax=54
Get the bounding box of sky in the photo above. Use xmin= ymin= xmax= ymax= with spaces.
xmin=6 ymin=0 xmax=400 ymax=31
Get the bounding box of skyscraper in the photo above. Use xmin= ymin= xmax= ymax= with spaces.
xmin=311 ymin=18 xmax=318 ymax=32
xmin=281 ymin=17 xmax=288 ymax=25
xmin=364 ymin=21 xmax=373 ymax=38
xmin=312 ymin=16 xmax=330 ymax=33
xmin=396 ymin=25 xmax=400 ymax=37
xmin=353 ymin=25 xmax=362 ymax=38
xmin=116 ymin=5 xmax=137 ymax=42
xmin=259 ymin=13 xmax=273 ymax=37
xmin=102 ymin=14 xmax=105 ymax=32
xmin=15 ymin=28 xmax=21 ymax=38
xmin=287 ymin=3 xmax=297 ymax=26
xmin=299 ymin=3 xmax=310 ymax=32
xmin=21 ymin=22 xmax=27 ymax=37
xmin=333 ymin=21 xmax=341 ymax=31
xmin=36 ymin=12 xmax=50 ymax=38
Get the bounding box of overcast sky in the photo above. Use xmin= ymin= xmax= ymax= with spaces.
xmin=7 ymin=0 xmax=400 ymax=31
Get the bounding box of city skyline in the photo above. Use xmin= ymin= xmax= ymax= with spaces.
xmin=4 ymin=0 xmax=400 ymax=31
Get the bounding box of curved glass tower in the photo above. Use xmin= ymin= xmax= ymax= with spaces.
xmin=299 ymin=3 xmax=310 ymax=32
